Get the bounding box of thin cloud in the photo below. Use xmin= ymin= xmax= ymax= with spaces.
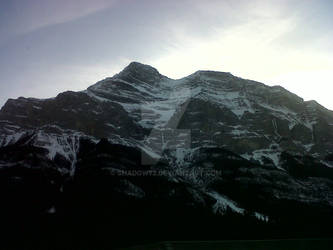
xmin=0 ymin=0 xmax=332 ymax=110
xmin=0 ymin=0 xmax=115 ymax=44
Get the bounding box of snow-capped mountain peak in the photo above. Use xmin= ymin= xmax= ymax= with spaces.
xmin=2 ymin=62 xmax=333 ymax=242
xmin=113 ymin=61 xmax=167 ymax=85
xmin=1 ymin=62 xmax=333 ymax=170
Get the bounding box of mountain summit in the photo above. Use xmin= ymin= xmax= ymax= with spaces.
xmin=114 ymin=61 xmax=166 ymax=84
xmin=2 ymin=62 xmax=333 ymax=166
xmin=1 ymin=62 xmax=333 ymax=246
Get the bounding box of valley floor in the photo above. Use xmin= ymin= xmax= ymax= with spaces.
xmin=121 ymin=239 xmax=333 ymax=250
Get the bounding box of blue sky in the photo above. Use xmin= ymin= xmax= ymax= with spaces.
xmin=1 ymin=0 xmax=332 ymax=109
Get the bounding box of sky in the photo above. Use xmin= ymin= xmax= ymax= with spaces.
xmin=0 ymin=0 xmax=332 ymax=109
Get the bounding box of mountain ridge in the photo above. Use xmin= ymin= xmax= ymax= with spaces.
xmin=1 ymin=62 xmax=333 ymax=246
xmin=1 ymin=62 xmax=333 ymax=166
xmin=1 ymin=61 xmax=329 ymax=111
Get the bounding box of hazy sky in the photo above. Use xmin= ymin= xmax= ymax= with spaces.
xmin=1 ymin=0 xmax=332 ymax=109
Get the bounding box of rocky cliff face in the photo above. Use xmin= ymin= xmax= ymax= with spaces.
xmin=2 ymin=62 xmax=333 ymax=167
xmin=1 ymin=62 xmax=333 ymax=248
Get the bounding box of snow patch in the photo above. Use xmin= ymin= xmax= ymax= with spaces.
xmin=207 ymin=191 xmax=244 ymax=215
xmin=241 ymin=153 xmax=252 ymax=160
xmin=105 ymin=123 xmax=120 ymax=129
xmin=251 ymin=149 xmax=282 ymax=169
xmin=33 ymin=131 xmax=81 ymax=176
xmin=47 ymin=206 xmax=56 ymax=214
xmin=304 ymin=143 xmax=314 ymax=152
xmin=86 ymin=90 xmax=111 ymax=102
xmin=320 ymin=160 xmax=333 ymax=168
xmin=255 ymin=212 xmax=269 ymax=222
xmin=1 ymin=131 xmax=26 ymax=147
xmin=121 ymin=180 xmax=145 ymax=198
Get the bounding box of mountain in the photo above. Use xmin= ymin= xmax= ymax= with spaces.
xmin=1 ymin=62 xmax=333 ymax=248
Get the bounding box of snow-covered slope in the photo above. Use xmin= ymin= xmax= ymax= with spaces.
xmin=1 ymin=62 xmax=333 ymax=171
xmin=2 ymin=62 xmax=333 ymax=236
